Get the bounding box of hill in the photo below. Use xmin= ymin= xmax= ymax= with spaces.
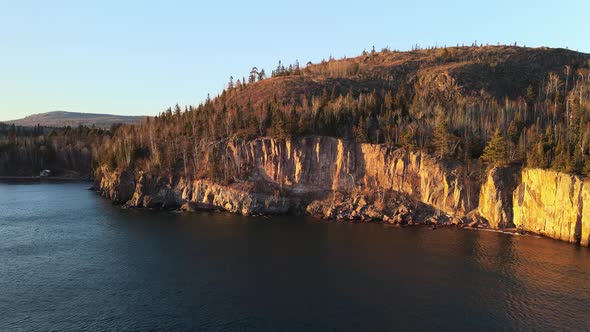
xmin=98 ymin=45 xmax=590 ymax=177
xmin=92 ymin=45 xmax=590 ymax=247
xmin=3 ymin=45 xmax=590 ymax=178
xmin=222 ymin=46 xmax=589 ymax=114
xmin=4 ymin=111 xmax=144 ymax=128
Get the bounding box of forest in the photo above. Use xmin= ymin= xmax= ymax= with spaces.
xmin=0 ymin=123 xmax=110 ymax=177
xmin=96 ymin=46 xmax=590 ymax=182
xmin=2 ymin=46 xmax=590 ymax=181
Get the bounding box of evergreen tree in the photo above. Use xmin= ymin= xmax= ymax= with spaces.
xmin=249 ymin=67 xmax=258 ymax=83
xmin=271 ymin=109 xmax=288 ymax=138
xmin=481 ymin=129 xmax=509 ymax=167
xmin=525 ymin=84 xmax=535 ymax=109
xmin=353 ymin=117 xmax=369 ymax=143
xmin=401 ymin=127 xmax=416 ymax=148
xmin=293 ymin=60 xmax=301 ymax=75
xmin=507 ymin=120 xmax=519 ymax=144
xmin=433 ymin=119 xmax=454 ymax=158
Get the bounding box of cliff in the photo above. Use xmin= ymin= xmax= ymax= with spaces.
xmin=478 ymin=167 xmax=590 ymax=246
xmin=223 ymin=137 xmax=479 ymax=215
xmin=478 ymin=165 xmax=521 ymax=229
xmin=97 ymin=136 xmax=479 ymax=221
xmin=97 ymin=136 xmax=590 ymax=247
xmin=513 ymin=169 xmax=590 ymax=245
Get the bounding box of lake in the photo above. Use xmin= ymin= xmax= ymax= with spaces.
xmin=1 ymin=182 xmax=590 ymax=331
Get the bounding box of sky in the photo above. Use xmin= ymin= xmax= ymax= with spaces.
xmin=1 ymin=0 xmax=589 ymax=121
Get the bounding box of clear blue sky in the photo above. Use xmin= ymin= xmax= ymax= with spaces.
xmin=1 ymin=0 xmax=589 ymax=121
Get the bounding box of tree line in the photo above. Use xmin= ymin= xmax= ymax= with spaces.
xmin=0 ymin=123 xmax=111 ymax=177
xmin=5 ymin=47 xmax=589 ymax=181
xmin=97 ymin=59 xmax=590 ymax=184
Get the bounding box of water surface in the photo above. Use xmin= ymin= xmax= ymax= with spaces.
xmin=1 ymin=183 xmax=590 ymax=331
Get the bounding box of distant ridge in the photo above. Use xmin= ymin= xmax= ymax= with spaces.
xmin=4 ymin=111 xmax=144 ymax=128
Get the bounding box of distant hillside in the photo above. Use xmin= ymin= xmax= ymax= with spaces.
xmin=5 ymin=111 xmax=144 ymax=128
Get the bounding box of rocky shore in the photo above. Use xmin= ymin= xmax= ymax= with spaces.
xmin=96 ymin=136 xmax=590 ymax=246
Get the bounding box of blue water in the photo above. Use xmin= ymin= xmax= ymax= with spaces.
xmin=1 ymin=182 xmax=590 ymax=331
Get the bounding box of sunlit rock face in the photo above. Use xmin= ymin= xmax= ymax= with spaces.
xmin=513 ymin=169 xmax=589 ymax=245
xmin=96 ymin=136 xmax=590 ymax=246
xmin=98 ymin=169 xmax=135 ymax=204
xmin=478 ymin=165 xmax=521 ymax=229
xmin=222 ymin=137 xmax=479 ymax=216
xmin=96 ymin=137 xmax=479 ymax=217
xmin=478 ymin=167 xmax=590 ymax=246
xmin=582 ymin=186 xmax=590 ymax=246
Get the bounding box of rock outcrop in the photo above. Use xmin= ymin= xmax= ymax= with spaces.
xmin=180 ymin=179 xmax=294 ymax=215
xmin=98 ymin=169 xmax=135 ymax=204
xmin=478 ymin=165 xmax=521 ymax=229
xmin=97 ymin=136 xmax=590 ymax=247
xmin=478 ymin=167 xmax=590 ymax=246
xmin=222 ymin=137 xmax=480 ymax=216
xmin=97 ymin=137 xmax=480 ymax=219
xmin=583 ymin=188 xmax=590 ymax=247
xmin=305 ymin=190 xmax=437 ymax=224
xmin=513 ymin=169 xmax=589 ymax=245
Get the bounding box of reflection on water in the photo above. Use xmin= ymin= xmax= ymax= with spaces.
xmin=1 ymin=183 xmax=589 ymax=331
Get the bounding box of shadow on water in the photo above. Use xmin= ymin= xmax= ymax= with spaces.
xmin=1 ymin=183 xmax=590 ymax=331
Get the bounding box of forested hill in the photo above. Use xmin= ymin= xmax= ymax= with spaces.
xmin=5 ymin=111 xmax=143 ymax=128
xmin=0 ymin=111 xmax=140 ymax=176
xmin=3 ymin=45 xmax=590 ymax=178
xmin=98 ymin=45 xmax=590 ymax=179
xmin=223 ymin=46 xmax=589 ymax=114
xmin=0 ymin=123 xmax=110 ymax=177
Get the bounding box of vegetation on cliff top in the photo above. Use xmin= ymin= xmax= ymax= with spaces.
xmin=2 ymin=45 xmax=590 ymax=179
xmin=97 ymin=45 xmax=590 ymax=181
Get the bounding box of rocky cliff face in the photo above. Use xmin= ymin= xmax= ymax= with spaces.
xmin=98 ymin=169 xmax=135 ymax=204
xmin=584 ymin=188 xmax=590 ymax=247
xmin=478 ymin=167 xmax=590 ymax=246
xmin=97 ymin=136 xmax=590 ymax=247
xmin=478 ymin=165 xmax=521 ymax=229
xmin=222 ymin=137 xmax=480 ymax=215
xmin=513 ymin=169 xmax=590 ymax=245
xmin=97 ymin=137 xmax=479 ymax=219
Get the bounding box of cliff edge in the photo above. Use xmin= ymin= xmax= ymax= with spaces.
xmin=97 ymin=136 xmax=590 ymax=247
xmin=97 ymin=136 xmax=479 ymax=223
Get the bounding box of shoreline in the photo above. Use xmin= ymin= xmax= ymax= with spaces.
xmin=110 ymin=196 xmax=562 ymax=244
xmin=0 ymin=176 xmax=93 ymax=183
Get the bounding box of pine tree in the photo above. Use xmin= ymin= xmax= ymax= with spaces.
xmin=525 ymin=84 xmax=535 ymax=109
xmin=249 ymin=67 xmax=258 ymax=83
xmin=353 ymin=117 xmax=369 ymax=143
xmin=507 ymin=120 xmax=519 ymax=144
xmin=271 ymin=109 xmax=288 ymax=138
xmin=401 ymin=127 xmax=416 ymax=148
xmin=481 ymin=129 xmax=509 ymax=167
xmin=293 ymin=60 xmax=301 ymax=75
xmin=527 ymin=137 xmax=547 ymax=168
xmin=433 ymin=119 xmax=454 ymax=158
xmin=551 ymin=137 xmax=567 ymax=171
